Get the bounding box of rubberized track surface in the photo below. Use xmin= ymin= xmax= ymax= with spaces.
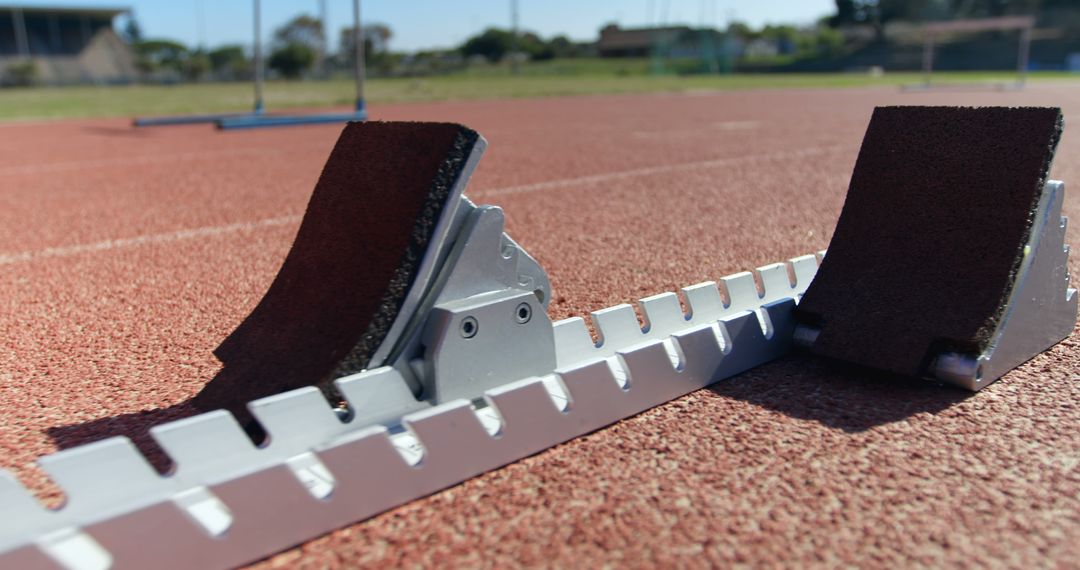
xmin=1 ymin=86 xmax=1078 ymax=567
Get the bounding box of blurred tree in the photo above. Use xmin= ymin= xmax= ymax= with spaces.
xmin=120 ymin=16 xmax=143 ymax=44
xmin=829 ymin=0 xmax=859 ymax=26
xmin=460 ymin=28 xmax=516 ymax=62
xmin=339 ymin=24 xmax=392 ymax=59
xmin=208 ymin=45 xmax=249 ymax=79
xmin=274 ymin=15 xmax=324 ymax=51
xmin=184 ymin=50 xmax=211 ymax=81
xmin=546 ymin=35 xmax=589 ymax=58
xmin=269 ymin=43 xmax=316 ymax=78
xmin=796 ymin=26 xmax=846 ymax=57
xmin=269 ymin=15 xmax=323 ymax=78
xmin=132 ymin=39 xmax=189 ymax=75
xmin=760 ymin=24 xmax=800 ymax=53
xmin=459 ymin=27 xmax=578 ymax=62
xmin=826 ymin=0 xmax=926 ymax=40
xmin=830 ymin=0 xmax=1055 ymax=28
xmin=518 ymin=31 xmax=552 ymax=60
xmin=4 ymin=60 xmax=39 ymax=86
xmin=726 ymin=21 xmax=757 ymax=39
xmin=339 ymin=24 xmax=394 ymax=74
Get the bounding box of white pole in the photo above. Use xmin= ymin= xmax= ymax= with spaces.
xmin=353 ymin=0 xmax=365 ymax=111
xmin=196 ymin=0 xmax=206 ymax=50
xmin=510 ymin=0 xmax=520 ymax=75
xmin=253 ymin=0 xmax=264 ymax=112
xmin=319 ymin=0 xmax=328 ymax=77
xmin=12 ymin=8 xmax=30 ymax=58
xmin=1017 ymin=25 xmax=1031 ymax=87
xmin=921 ymin=31 xmax=934 ymax=87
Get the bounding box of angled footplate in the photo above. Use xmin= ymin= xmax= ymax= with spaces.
xmin=192 ymin=122 xmax=493 ymax=420
xmin=794 ymin=106 xmax=1076 ymax=389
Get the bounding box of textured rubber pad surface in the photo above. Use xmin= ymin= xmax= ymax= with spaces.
xmin=795 ymin=106 xmax=1063 ymax=377
xmin=192 ymin=121 xmax=479 ymax=417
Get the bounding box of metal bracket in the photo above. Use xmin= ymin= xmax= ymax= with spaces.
xmin=380 ymin=200 xmax=554 ymax=405
xmin=931 ymin=180 xmax=1077 ymax=389
xmin=420 ymin=289 xmax=555 ymax=403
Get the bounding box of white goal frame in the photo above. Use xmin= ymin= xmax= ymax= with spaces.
xmin=916 ymin=16 xmax=1035 ymax=89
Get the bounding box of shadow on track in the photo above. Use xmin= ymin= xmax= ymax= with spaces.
xmin=45 ymin=401 xmax=205 ymax=474
xmin=708 ymin=353 xmax=972 ymax=433
xmin=46 ymin=350 xmax=972 ymax=472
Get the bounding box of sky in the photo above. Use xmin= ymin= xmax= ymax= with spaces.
xmin=13 ymin=0 xmax=836 ymax=52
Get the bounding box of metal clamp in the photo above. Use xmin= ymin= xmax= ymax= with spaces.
xmin=385 ymin=200 xmax=555 ymax=405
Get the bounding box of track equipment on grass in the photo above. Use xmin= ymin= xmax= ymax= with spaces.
xmin=134 ymin=0 xmax=368 ymax=130
xmin=132 ymin=0 xmax=268 ymax=128
xmin=0 ymin=107 xmax=1074 ymax=569
xmin=215 ymin=0 xmax=368 ymax=130
xmin=903 ymin=16 xmax=1034 ymax=92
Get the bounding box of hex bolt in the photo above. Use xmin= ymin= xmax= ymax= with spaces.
xmin=515 ymin=302 xmax=532 ymax=324
xmin=460 ymin=316 xmax=479 ymax=338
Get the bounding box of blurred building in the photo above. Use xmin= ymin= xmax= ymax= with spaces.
xmin=599 ymin=25 xmax=686 ymax=57
xmin=0 ymin=5 xmax=135 ymax=85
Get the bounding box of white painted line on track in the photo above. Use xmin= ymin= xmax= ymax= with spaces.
xmin=0 ymin=215 xmax=301 ymax=266
xmin=0 ymin=143 xmax=854 ymax=265
xmin=631 ymin=120 xmax=761 ymax=138
xmin=474 ymin=144 xmax=851 ymax=197
xmin=0 ymin=147 xmax=278 ymax=176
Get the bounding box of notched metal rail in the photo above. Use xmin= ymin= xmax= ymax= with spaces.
xmin=0 ymin=254 xmax=822 ymax=570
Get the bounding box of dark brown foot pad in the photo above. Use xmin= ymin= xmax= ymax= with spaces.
xmin=192 ymin=121 xmax=480 ymax=418
xmin=794 ymin=106 xmax=1063 ymax=377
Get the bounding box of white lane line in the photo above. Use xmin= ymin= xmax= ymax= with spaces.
xmin=473 ymin=144 xmax=850 ymax=197
xmin=631 ymin=120 xmax=762 ymax=138
xmin=0 ymin=143 xmax=853 ymax=265
xmin=0 ymin=147 xmax=278 ymax=177
xmin=0 ymin=215 xmax=301 ymax=266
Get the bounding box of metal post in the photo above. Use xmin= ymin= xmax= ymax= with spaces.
xmin=921 ymin=32 xmax=934 ymax=87
xmin=1017 ymin=25 xmax=1031 ymax=87
xmin=80 ymin=14 xmax=90 ymax=45
xmin=510 ymin=0 xmax=520 ymax=75
xmin=253 ymin=0 xmax=264 ymax=113
xmin=319 ymin=0 xmax=328 ymax=78
xmin=12 ymin=8 xmax=30 ymax=57
xmin=47 ymin=14 xmax=60 ymax=52
xmin=353 ymin=0 xmax=365 ymax=112
xmin=196 ymin=0 xmax=206 ymax=50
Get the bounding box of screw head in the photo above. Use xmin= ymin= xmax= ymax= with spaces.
xmin=515 ymin=302 xmax=532 ymax=324
xmin=460 ymin=316 xmax=478 ymax=338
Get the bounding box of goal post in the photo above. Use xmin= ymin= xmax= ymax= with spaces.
xmin=917 ymin=16 xmax=1035 ymax=89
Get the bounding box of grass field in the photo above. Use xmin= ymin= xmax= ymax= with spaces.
xmin=1 ymin=63 xmax=1077 ymax=121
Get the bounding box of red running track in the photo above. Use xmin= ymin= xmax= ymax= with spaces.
xmin=1 ymin=85 xmax=1078 ymax=567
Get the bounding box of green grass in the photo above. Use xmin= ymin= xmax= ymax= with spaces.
xmin=1 ymin=64 xmax=1077 ymax=121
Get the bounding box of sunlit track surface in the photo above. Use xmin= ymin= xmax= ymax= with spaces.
xmin=0 ymin=86 xmax=1078 ymax=567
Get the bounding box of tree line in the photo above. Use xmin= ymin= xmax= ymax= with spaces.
xmin=123 ymin=13 xmax=601 ymax=82
xmin=121 ymin=0 xmax=1080 ymax=82
xmin=122 ymin=15 xmax=392 ymax=81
